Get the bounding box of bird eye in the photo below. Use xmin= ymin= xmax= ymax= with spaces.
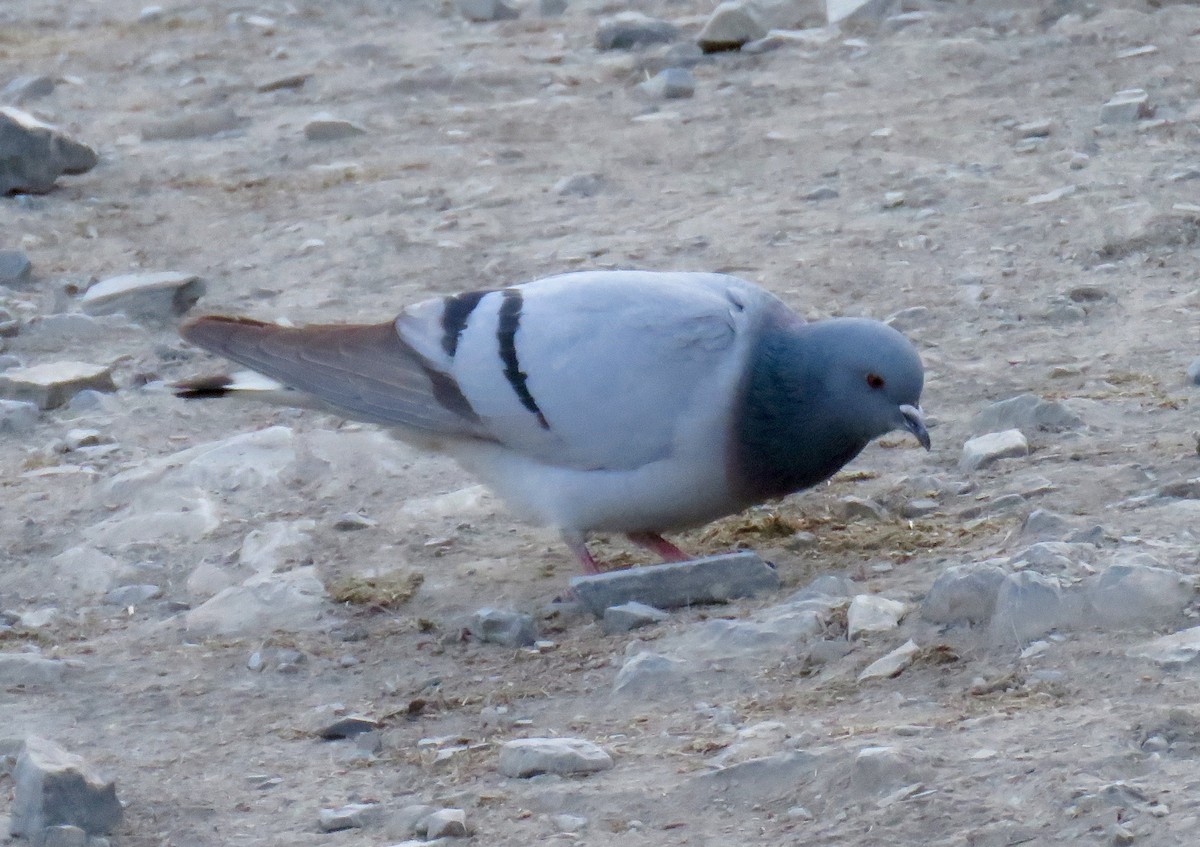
xmin=866 ymin=373 xmax=886 ymax=389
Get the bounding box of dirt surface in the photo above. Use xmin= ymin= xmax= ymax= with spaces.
xmin=4 ymin=0 xmax=1200 ymax=844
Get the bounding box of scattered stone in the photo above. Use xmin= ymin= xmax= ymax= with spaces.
xmin=0 ymin=398 xmax=38 ymax=433
xmin=80 ymin=271 xmax=205 ymax=321
xmin=102 ymin=584 xmax=160 ymax=607
xmin=332 ymin=512 xmax=376 ymax=531
xmin=1087 ymin=563 xmax=1193 ymax=629
xmin=455 ymin=0 xmax=518 ymax=21
xmin=612 ymin=652 xmax=689 ymax=698
xmin=10 ymin=737 xmax=122 ymax=841
xmin=835 ymin=495 xmax=888 ymax=521
xmin=697 ymin=1 xmax=770 ymax=51
xmin=595 ymin=13 xmax=679 ymax=51
xmin=425 ymin=808 xmax=469 ymax=838
xmin=256 ymin=73 xmax=310 ymax=93
xmin=569 ymin=552 xmax=779 ymax=615
xmin=1026 ymin=185 xmax=1075 ymax=205
xmin=554 ymin=172 xmax=604 ymax=197
xmin=304 ymin=113 xmax=366 ymax=141
xmin=790 ymin=573 xmax=854 ymax=602
xmin=468 ymin=607 xmax=538 ymax=647
xmin=637 ymin=67 xmax=695 ymax=100
xmin=858 ymin=639 xmax=919 ymax=681
xmin=847 ymin=594 xmax=906 ymax=638
xmin=1130 ymin=626 xmax=1200 ymax=667
xmin=1187 ymin=357 xmax=1200 ymax=386
xmin=849 ymin=746 xmax=923 ymax=799
xmin=684 ymin=751 xmax=821 ymax=806
xmin=885 ymin=306 xmax=931 ymax=332
xmin=497 ymin=738 xmax=613 ymax=778
xmin=551 ymin=814 xmax=588 ymax=832
xmin=0 ymin=362 xmax=116 ymax=410
xmin=970 ymin=394 xmax=1083 ymax=436
xmin=1016 ymin=119 xmax=1052 ymax=138
xmin=317 ymin=802 xmax=382 ymax=832
xmin=921 ymin=564 xmax=1006 ymax=626
xmin=184 ymin=568 xmax=328 ymax=636
xmin=1100 ymin=89 xmax=1151 ymax=124
xmin=0 ymin=249 xmax=32 ymax=284
xmin=3 ymin=75 xmax=55 ymax=103
xmin=386 ymin=804 xmax=436 ymax=840
xmin=1019 ymin=509 xmax=1074 ymax=542
xmin=41 ymin=824 xmax=88 ymax=847
xmin=989 ymin=571 xmax=1070 ymax=644
xmin=0 ymin=107 xmax=98 ymax=194
xmin=828 ymin=0 xmax=895 ymax=25
xmin=901 ymin=498 xmax=938 ymax=518
xmin=0 ymin=654 xmax=69 ymax=686
xmin=1159 ymin=479 xmax=1200 ymax=499
xmin=803 ymin=185 xmax=839 ymax=201
xmin=602 ymin=601 xmax=668 ymax=634
xmin=141 ymin=107 xmax=242 ymax=141
xmin=138 ymin=6 xmax=165 ymax=23
xmin=317 ymin=716 xmax=379 ymax=740
xmin=882 ymin=190 xmax=906 ymax=208
xmin=959 ymin=429 xmax=1029 ymax=472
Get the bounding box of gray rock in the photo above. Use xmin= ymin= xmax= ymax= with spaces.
xmin=468 ymin=607 xmax=538 ymax=647
xmin=0 ymin=399 xmax=38 ymax=433
xmin=612 ymin=652 xmax=689 ymax=698
xmin=304 ymin=113 xmax=366 ymax=141
xmin=1100 ymin=89 xmax=1151 ymax=124
xmin=835 ymin=495 xmax=888 ymax=521
xmin=1130 ymin=626 xmax=1200 ymax=667
xmin=0 ymin=107 xmax=97 ymax=194
xmin=455 ymin=0 xmax=518 ymax=22
xmin=41 ymin=825 xmax=87 ymax=847
xmin=332 ymin=512 xmax=376 ymax=530
xmin=539 ymin=0 xmax=567 ymax=15
xmin=858 ymin=639 xmax=919 ymax=681
xmin=921 ymin=564 xmax=1007 ymax=626
xmin=970 ymin=393 xmax=1083 ymax=436
xmin=959 ymin=429 xmax=1029 ymax=472
xmin=551 ymin=814 xmax=588 ymax=832
xmin=828 ymin=0 xmax=895 ymax=24
xmin=885 ymin=306 xmax=931 ymax=332
xmin=318 ymin=803 xmax=382 ymax=832
xmin=595 ymin=13 xmax=679 ymax=51
xmin=1087 ymin=563 xmax=1193 ymax=629
xmin=10 ymin=737 xmax=122 ymax=840
xmin=80 ymin=272 xmax=205 ymax=321
xmin=847 ymin=594 xmax=906 ymax=638
xmin=0 ymin=249 xmax=32 ymax=284
xmin=0 ymin=654 xmax=69 ymax=686
xmin=317 ymin=716 xmax=379 ymax=740
xmin=1187 ymin=357 xmax=1200 ymax=386
xmin=697 ymin=1 xmax=770 ymax=51
xmin=0 ymin=362 xmax=116 ymax=410
xmin=184 ymin=568 xmax=328 ymax=636
xmin=569 ymin=552 xmax=779 ymax=615
xmin=1159 ymin=479 xmax=1200 ymax=499
xmin=602 ymin=601 xmax=668 ymax=634
xmin=665 ymin=608 xmax=823 ymax=662
xmin=849 ymin=745 xmax=923 ymax=799
xmin=988 ymin=571 xmax=1071 ymax=644
xmin=554 ymin=172 xmax=604 ymax=197
xmin=425 ymin=808 xmax=469 ymax=838
xmin=386 ymin=804 xmax=436 ymax=839
xmin=141 ymin=107 xmax=242 ymax=141
xmin=1019 ymin=509 xmax=1073 ymax=542
xmin=684 ymin=751 xmax=821 ymax=806
xmin=102 ymin=584 xmax=161 ymax=607
xmin=3 ymin=75 xmax=55 ymax=103
xmin=497 ymin=737 xmax=613 ymax=778
xmin=255 ymin=73 xmax=310 ymax=93
xmin=803 ymin=186 xmax=839 ymax=201
xmin=637 ymin=68 xmax=695 ymax=100
xmin=789 ymin=573 xmax=854 ymax=602
xmin=901 ymin=498 xmax=939 ymax=518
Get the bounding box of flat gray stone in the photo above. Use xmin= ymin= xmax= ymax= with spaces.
xmin=497 ymin=737 xmax=613 ymax=778
xmin=554 ymin=172 xmax=603 ymax=197
xmin=0 ymin=654 xmax=69 ymax=686
xmin=10 ymin=737 xmax=122 ymax=840
xmin=828 ymin=0 xmax=896 ymax=24
xmin=683 ymin=751 xmax=821 ymax=806
xmin=0 ymin=107 xmax=97 ymax=194
xmin=0 ymin=399 xmax=38 ymax=433
xmin=959 ymin=429 xmax=1029 ymax=472
xmin=970 ymin=393 xmax=1083 ymax=436
xmin=80 ymin=271 xmax=205 ymax=321
xmin=569 ymin=552 xmax=779 ymax=615
xmin=1187 ymin=357 xmax=1200 ymax=386
xmin=697 ymin=1 xmax=769 ymax=51
xmin=611 ymin=652 xmax=690 ymax=698
xmin=0 ymin=362 xmax=116 ymax=410
xmin=455 ymin=0 xmax=518 ymax=21
xmin=0 ymin=249 xmax=32 ymax=284
xmin=102 ymin=584 xmax=161 ymax=607
xmin=41 ymin=825 xmax=87 ymax=847
xmin=988 ymin=571 xmax=1072 ymax=645
xmin=424 ymin=808 xmax=468 ymax=838
xmin=847 ymin=594 xmax=906 ymax=638
xmin=1100 ymin=89 xmax=1151 ymax=124
xmin=602 ymin=601 xmax=668 ymax=634
xmin=468 ymin=608 xmax=537 ymax=646
xmin=141 ymin=107 xmax=242 ymax=140
xmin=3 ymin=75 xmax=55 ymax=103
xmin=304 ymin=114 xmax=366 ymax=141
xmin=637 ymin=67 xmax=695 ymax=100
xmin=1087 ymin=564 xmax=1193 ymax=629
xmin=595 ymin=13 xmax=678 ymax=50
xmin=921 ymin=564 xmax=1006 ymax=626
xmin=1130 ymin=626 xmax=1200 ymax=666
xmin=318 ymin=802 xmax=381 ymax=832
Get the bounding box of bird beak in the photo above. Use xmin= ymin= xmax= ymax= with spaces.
xmin=899 ymin=404 xmax=931 ymax=451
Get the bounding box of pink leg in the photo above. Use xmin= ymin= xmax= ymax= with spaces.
xmin=562 ymin=532 xmax=602 ymax=575
xmin=627 ymin=531 xmax=690 ymax=563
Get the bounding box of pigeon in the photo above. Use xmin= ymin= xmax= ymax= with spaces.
xmin=176 ymin=270 xmax=930 ymax=573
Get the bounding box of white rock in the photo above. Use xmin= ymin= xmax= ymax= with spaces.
xmin=184 ymin=567 xmax=328 ymax=636
xmin=497 ymin=738 xmax=614 ymax=778
xmin=1130 ymin=626 xmax=1200 ymax=666
xmin=0 ymin=362 xmax=115 ymax=410
xmin=1100 ymin=89 xmax=1151 ymax=124
xmin=847 ymin=595 xmax=906 ymax=638
xmin=612 ymin=652 xmax=690 ymax=698
xmin=858 ymin=639 xmax=919 ymax=681
xmin=827 ymin=0 xmax=894 ymax=25
xmin=238 ymin=520 xmax=316 ymax=573
xmin=959 ymin=429 xmax=1029 ymax=472
xmin=424 ymin=808 xmax=469 ymax=838
xmin=80 ymin=272 xmax=204 ymax=320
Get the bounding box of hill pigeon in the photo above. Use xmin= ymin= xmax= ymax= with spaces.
xmin=176 ymin=270 xmax=929 ymax=572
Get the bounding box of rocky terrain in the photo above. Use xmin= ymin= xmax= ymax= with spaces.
xmin=3 ymin=0 xmax=1200 ymax=844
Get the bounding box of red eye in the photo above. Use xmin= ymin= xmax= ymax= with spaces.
xmin=866 ymin=373 xmax=885 ymax=389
